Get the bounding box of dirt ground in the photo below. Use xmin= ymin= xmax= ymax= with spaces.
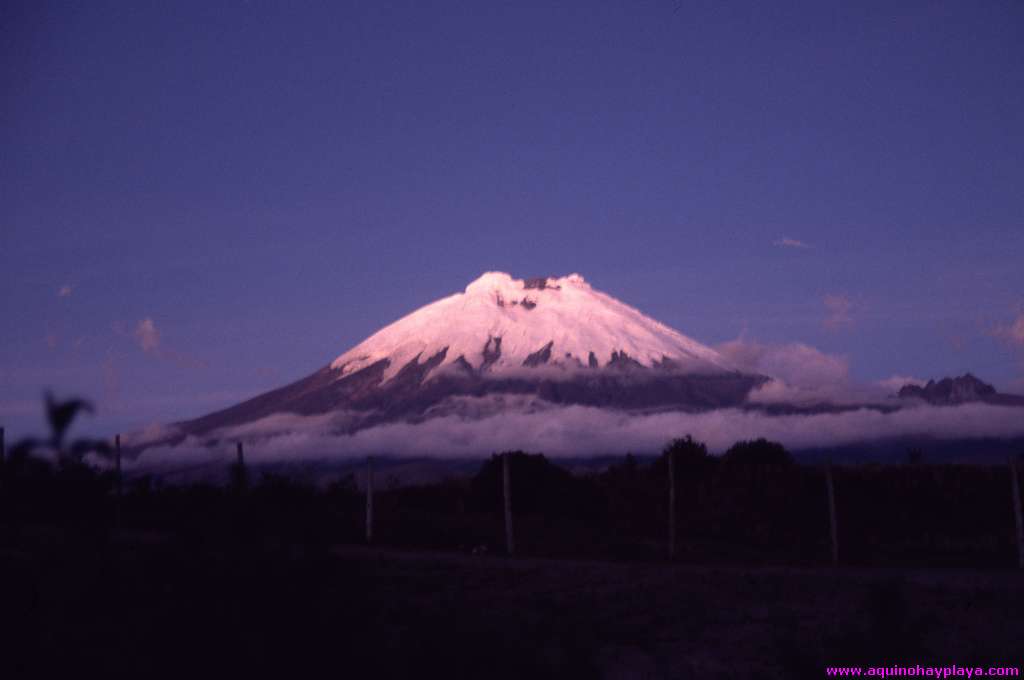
xmin=331 ymin=545 xmax=1024 ymax=678
xmin=3 ymin=533 xmax=1022 ymax=679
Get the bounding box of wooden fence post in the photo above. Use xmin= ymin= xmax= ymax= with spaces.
xmin=114 ymin=433 xmax=122 ymax=528
xmin=365 ymin=456 xmax=374 ymax=544
xmin=503 ymin=453 xmax=515 ymax=556
xmin=668 ymin=449 xmax=676 ymax=561
xmin=1010 ymin=458 xmax=1023 ymax=569
xmin=234 ymin=441 xmax=247 ymax=491
xmin=826 ymin=461 xmax=839 ymax=566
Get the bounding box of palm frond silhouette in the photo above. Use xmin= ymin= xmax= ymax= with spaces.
xmin=45 ymin=391 xmax=95 ymax=453
xmin=8 ymin=393 xmax=111 ymax=466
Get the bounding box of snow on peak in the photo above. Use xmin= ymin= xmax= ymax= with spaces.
xmin=331 ymin=272 xmax=735 ymax=381
xmin=465 ymin=271 xmax=588 ymax=296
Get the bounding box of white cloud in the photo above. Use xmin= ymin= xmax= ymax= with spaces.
xmin=717 ymin=338 xmax=848 ymax=386
xmin=134 ymin=318 xmax=161 ymax=354
xmin=774 ymin=237 xmax=811 ymax=249
xmin=130 ymin=399 xmax=1024 ymax=467
xmin=715 ymin=338 xmax=908 ymax=406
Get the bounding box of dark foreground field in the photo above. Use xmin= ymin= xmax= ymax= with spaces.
xmin=2 ymin=528 xmax=1022 ymax=680
xmin=3 ymin=438 xmax=1023 ymax=678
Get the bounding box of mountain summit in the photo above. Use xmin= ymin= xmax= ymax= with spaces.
xmin=332 ymin=272 xmax=735 ymax=381
xmin=172 ymin=272 xmax=765 ymax=441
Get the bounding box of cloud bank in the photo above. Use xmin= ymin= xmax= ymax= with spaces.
xmin=128 ymin=397 xmax=1024 ymax=471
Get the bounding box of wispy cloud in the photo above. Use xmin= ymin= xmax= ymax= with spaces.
xmin=129 ymin=317 xmax=207 ymax=369
xmin=822 ymin=294 xmax=854 ymax=331
xmin=994 ymin=312 xmax=1024 ymax=348
xmin=57 ymin=284 xmax=74 ymax=298
xmin=774 ymin=237 xmax=811 ymax=249
xmin=134 ymin=318 xmax=161 ymax=354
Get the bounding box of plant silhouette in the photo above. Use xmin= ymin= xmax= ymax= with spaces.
xmin=722 ymin=438 xmax=794 ymax=465
xmin=7 ymin=392 xmax=111 ymax=466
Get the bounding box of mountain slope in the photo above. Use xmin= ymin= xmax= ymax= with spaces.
xmin=172 ymin=272 xmax=765 ymax=440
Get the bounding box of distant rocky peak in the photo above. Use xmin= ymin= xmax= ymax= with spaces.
xmin=898 ymin=373 xmax=997 ymax=404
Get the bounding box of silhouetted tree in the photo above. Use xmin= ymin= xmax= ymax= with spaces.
xmin=470 ymin=451 xmax=601 ymax=518
xmin=7 ymin=392 xmax=111 ymax=468
xmin=0 ymin=394 xmax=115 ymax=530
xmin=662 ymin=436 xmax=710 ymax=466
xmin=651 ymin=435 xmax=713 ymax=477
xmin=722 ymin=438 xmax=793 ymax=465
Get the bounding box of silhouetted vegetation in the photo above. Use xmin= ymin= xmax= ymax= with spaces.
xmin=659 ymin=434 xmax=712 ymax=468
xmin=2 ymin=407 xmax=1022 ymax=565
xmin=3 ymin=403 xmax=1024 ymax=676
xmin=722 ymin=437 xmax=794 ymax=465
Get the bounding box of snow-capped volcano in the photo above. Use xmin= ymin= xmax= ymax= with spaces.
xmin=122 ymin=272 xmax=1024 ymax=463
xmin=332 ymin=272 xmax=734 ymax=381
xmin=169 ymin=272 xmax=765 ymax=442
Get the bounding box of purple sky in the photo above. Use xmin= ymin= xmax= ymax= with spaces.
xmin=3 ymin=1 xmax=1023 ymax=439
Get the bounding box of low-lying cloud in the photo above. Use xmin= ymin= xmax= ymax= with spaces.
xmin=128 ymin=397 xmax=1024 ymax=470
